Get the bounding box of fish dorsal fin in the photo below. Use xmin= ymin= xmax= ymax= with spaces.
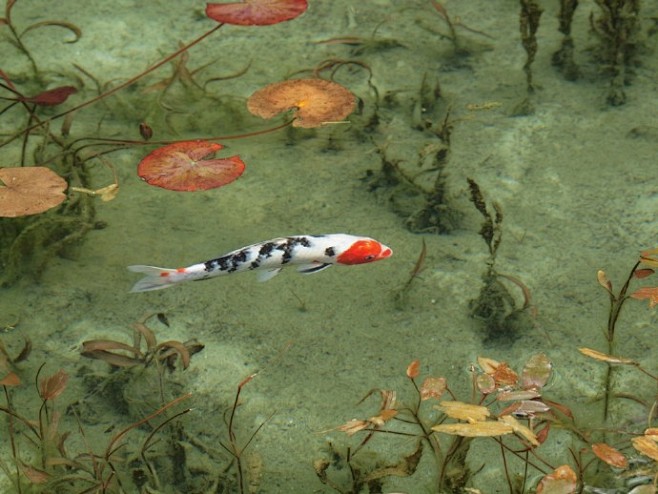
xmin=257 ymin=268 xmax=282 ymax=282
xmin=297 ymin=263 xmax=332 ymax=274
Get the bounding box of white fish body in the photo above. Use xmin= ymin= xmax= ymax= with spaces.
xmin=128 ymin=234 xmax=392 ymax=292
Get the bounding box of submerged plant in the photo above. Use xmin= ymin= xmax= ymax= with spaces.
xmin=467 ymin=178 xmax=534 ymax=343
xmin=320 ymin=354 xmax=575 ymax=493
xmin=0 ymin=0 xmax=367 ymax=284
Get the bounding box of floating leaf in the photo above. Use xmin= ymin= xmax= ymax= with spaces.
xmin=206 ymin=0 xmax=308 ymax=26
xmin=496 ymin=389 xmax=541 ymax=402
xmin=137 ymin=141 xmax=245 ymax=191
xmin=368 ymin=408 xmax=397 ymax=427
xmin=521 ymin=353 xmax=552 ymax=390
xmin=499 ymin=415 xmax=539 ymax=446
xmin=597 ymin=270 xmax=613 ymax=293
xmin=406 ymin=359 xmax=420 ymax=379
xmin=592 ymin=442 xmax=628 ymax=469
xmin=578 ymin=347 xmax=637 ymax=365
xmin=476 ymin=372 xmax=496 ymax=394
xmin=640 ymin=248 xmax=658 ymax=268
xmin=499 ymin=399 xmax=551 ymax=417
xmin=630 ymin=286 xmax=658 ymax=308
xmin=432 ymin=420 xmax=513 ymax=438
xmin=437 ymin=401 xmax=489 ymax=422
xmin=632 ymin=435 xmax=658 ymax=462
xmin=0 ymin=371 xmax=20 ymax=386
xmin=634 ymin=268 xmax=655 ymax=279
xmin=420 ymin=376 xmax=446 ymax=401
xmin=247 ymin=78 xmax=356 ymax=128
xmin=536 ymin=465 xmax=577 ymax=494
xmin=0 ymin=166 xmax=67 ymax=217
xmin=337 ymin=419 xmax=369 ymax=436
xmin=478 ymin=357 xmax=518 ymax=386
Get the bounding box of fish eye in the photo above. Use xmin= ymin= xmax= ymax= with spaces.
xmin=364 ymin=254 xmax=375 ymax=261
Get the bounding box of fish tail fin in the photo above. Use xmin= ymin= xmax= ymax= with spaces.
xmin=128 ymin=265 xmax=178 ymax=292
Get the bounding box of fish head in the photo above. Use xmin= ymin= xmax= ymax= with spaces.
xmin=336 ymin=238 xmax=392 ymax=265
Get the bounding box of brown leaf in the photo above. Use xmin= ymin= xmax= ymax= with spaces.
xmin=247 ymin=78 xmax=356 ymax=128
xmin=496 ymin=389 xmax=541 ymax=402
xmin=498 ymin=399 xmax=551 ymax=418
xmin=0 ymin=167 xmax=67 ymax=217
xmin=498 ymin=415 xmax=539 ymax=446
xmin=596 ymin=270 xmax=613 ymax=294
xmin=592 ymin=442 xmax=628 ymax=468
xmin=20 ymin=463 xmax=50 ymax=484
xmin=634 ymin=268 xmax=655 ymax=279
xmin=0 ymin=371 xmax=21 ymax=386
xmin=632 ymin=435 xmax=658 ymax=462
xmin=640 ymin=248 xmax=658 ymax=268
xmin=38 ymin=369 xmax=68 ymax=401
xmin=132 ymin=322 xmax=157 ymax=350
xmin=81 ymin=339 xmax=142 ymax=356
xmin=476 ymin=373 xmax=496 ymax=394
xmin=432 ymin=420 xmax=513 ymax=437
xmin=406 ymin=359 xmax=420 ymax=379
xmin=420 ymin=376 xmax=446 ymax=401
xmin=156 ymin=340 xmax=191 ymax=370
xmin=337 ymin=419 xmax=370 ymax=436
xmin=81 ymin=349 xmax=143 ymax=368
xmin=21 ymin=86 xmax=77 ymax=106
xmin=478 ymin=357 xmax=518 ymax=385
xmin=536 ymin=464 xmax=577 ymax=494
xmin=437 ymin=401 xmax=490 ymax=422
xmin=578 ymin=347 xmax=637 ymax=365
xmin=521 ymin=353 xmax=552 ymax=390
xmin=630 ymin=287 xmax=658 ymax=308
xmin=369 ymin=408 xmax=398 ymax=427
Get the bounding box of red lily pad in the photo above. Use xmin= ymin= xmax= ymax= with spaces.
xmin=137 ymin=141 xmax=245 ymax=192
xmin=0 ymin=166 xmax=68 ymax=217
xmin=206 ymin=0 xmax=308 ymax=26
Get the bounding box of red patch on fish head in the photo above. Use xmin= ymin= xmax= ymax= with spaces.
xmin=337 ymin=240 xmax=392 ymax=265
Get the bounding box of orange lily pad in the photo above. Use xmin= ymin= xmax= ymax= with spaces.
xmin=247 ymin=78 xmax=356 ymax=128
xmin=0 ymin=166 xmax=67 ymax=217
xmin=137 ymin=140 xmax=245 ymax=192
xmin=206 ymin=0 xmax=308 ymax=26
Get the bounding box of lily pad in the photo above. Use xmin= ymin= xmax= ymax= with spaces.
xmin=0 ymin=167 xmax=67 ymax=217
xmin=137 ymin=140 xmax=245 ymax=192
xmin=206 ymin=0 xmax=308 ymax=26
xmin=247 ymin=78 xmax=356 ymax=128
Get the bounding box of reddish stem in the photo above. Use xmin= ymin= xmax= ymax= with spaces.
xmin=0 ymin=23 xmax=225 ymax=149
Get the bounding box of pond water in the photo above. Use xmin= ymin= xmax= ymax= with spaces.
xmin=1 ymin=1 xmax=657 ymax=492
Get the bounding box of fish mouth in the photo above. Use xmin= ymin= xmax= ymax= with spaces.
xmin=379 ymin=246 xmax=393 ymax=259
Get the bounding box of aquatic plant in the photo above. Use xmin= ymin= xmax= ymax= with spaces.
xmin=467 ymin=178 xmax=534 ymax=342
xmin=0 ymin=0 xmax=365 ymax=284
xmin=320 ymin=354 xmax=572 ymax=493
xmin=591 ymin=0 xmax=642 ymax=106
xmin=0 ymin=354 xmax=193 ymax=493
xmin=514 ymin=0 xmax=543 ymax=115
xmin=321 ymin=247 xmax=658 ymax=492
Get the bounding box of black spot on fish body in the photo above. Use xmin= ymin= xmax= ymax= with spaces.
xmin=325 ymin=247 xmax=336 ymax=257
xmin=258 ymin=242 xmax=276 ymax=258
xmin=204 ymin=255 xmax=232 ymax=273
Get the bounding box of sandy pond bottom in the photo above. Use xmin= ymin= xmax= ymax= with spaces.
xmin=1 ymin=0 xmax=658 ymax=492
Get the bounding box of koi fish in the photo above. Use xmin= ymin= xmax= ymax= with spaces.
xmin=128 ymin=233 xmax=392 ymax=292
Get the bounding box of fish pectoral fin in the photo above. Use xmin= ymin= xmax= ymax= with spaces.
xmin=297 ymin=263 xmax=332 ymax=274
xmin=257 ymin=267 xmax=282 ymax=282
